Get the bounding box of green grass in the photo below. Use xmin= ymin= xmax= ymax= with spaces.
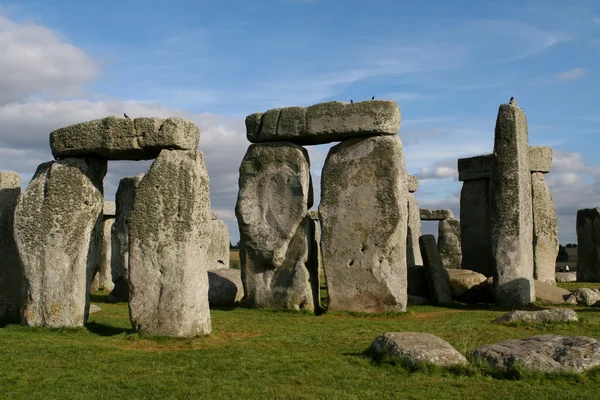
xmin=557 ymin=282 xmax=600 ymax=291
xmin=2 ymin=294 xmax=600 ymax=399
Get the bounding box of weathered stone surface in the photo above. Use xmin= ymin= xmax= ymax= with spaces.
xmin=50 ymin=116 xmax=200 ymax=160
xmin=89 ymin=304 xmax=102 ymax=314
xmin=460 ymin=179 xmax=492 ymax=276
xmin=406 ymin=193 xmax=423 ymax=266
xmin=246 ymin=100 xmax=401 ymax=145
xmin=91 ymin=218 xmax=115 ymax=292
xmin=534 ymin=280 xmax=572 ymax=305
xmin=320 ymin=135 xmax=408 ymax=312
xmin=236 ymin=142 xmax=318 ymax=311
xmin=208 ymin=219 xmax=230 ymax=269
xmin=208 ymin=269 xmax=244 ymax=306
xmin=419 ymin=235 xmax=453 ymax=305
xmin=455 ymin=276 xmax=496 ymax=304
xmin=576 ymin=207 xmax=600 ymax=282
xmin=529 ymin=146 xmax=552 ymax=173
xmin=438 ymin=218 xmax=462 ymax=269
xmin=14 ymin=158 xmax=106 ymax=327
xmin=471 ymin=335 xmax=600 ymax=373
xmin=103 ymin=201 xmax=116 ymax=217
xmin=493 ymin=309 xmax=578 ymax=325
xmin=565 ymin=288 xmax=600 ymax=307
xmin=0 ymin=172 xmax=21 ymax=320
xmin=419 ymin=209 xmax=454 ymax=221
xmin=129 ymin=149 xmax=212 ymax=337
xmin=407 ymin=175 xmax=419 ymax=193
xmin=531 ymin=172 xmax=558 ymax=285
xmin=447 ymin=269 xmax=487 ymax=298
xmin=458 ymin=154 xmax=493 ymax=181
xmin=107 ymin=174 xmax=144 ymax=303
xmin=556 ymin=272 xmax=577 ymax=283
xmin=489 ymin=100 xmax=535 ymax=307
xmin=370 ymin=332 xmax=468 ymax=367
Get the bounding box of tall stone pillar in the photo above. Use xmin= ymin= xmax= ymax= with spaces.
xmin=576 ymin=207 xmax=600 ymax=282
xmin=406 ymin=175 xmax=422 ymax=266
xmin=0 ymin=172 xmax=22 ymax=320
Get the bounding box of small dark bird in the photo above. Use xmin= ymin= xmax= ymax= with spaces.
xmin=350 ymin=99 xmax=353 ymax=104
xmin=509 ymin=96 xmax=514 ymax=102
xmin=371 ymin=95 xmax=375 ymax=100
xmin=124 ymin=113 xmax=130 ymax=119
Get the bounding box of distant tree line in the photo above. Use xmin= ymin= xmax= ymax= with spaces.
xmin=230 ymin=241 xmax=241 ymax=250
xmin=556 ymin=243 xmax=577 ymax=262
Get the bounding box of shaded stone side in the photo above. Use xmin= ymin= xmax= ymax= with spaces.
xmin=320 ymin=135 xmax=408 ymax=313
xmin=489 ymin=100 xmax=535 ymax=307
xmin=438 ymin=218 xmax=462 ymax=269
xmin=419 ymin=235 xmax=453 ymax=305
xmin=459 ymin=146 xmax=552 ymax=181
xmin=460 ymin=179 xmax=492 ymax=276
xmin=531 ymin=172 xmax=558 ymax=285
xmin=129 ymin=149 xmax=212 ymax=337
xmin=14 ymin=158 xmax=106 ymax=327
xmin=208 ymin=219 xmax=230 ymax=269
xmin=406 ymin=193 xmax=423 ymax=266
xmin=576 ymin=207 xmax=600 ymax=282
xmin=0 ymin=172 xmax=22 ymax=320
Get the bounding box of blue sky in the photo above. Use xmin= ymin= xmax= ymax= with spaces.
xmin=0 ymin=0 xmax=598 ymax=244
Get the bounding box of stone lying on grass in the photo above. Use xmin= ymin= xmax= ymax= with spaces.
xmin=447 ymin=269 xmax=487 ymax=298
xmin=565 ymin=288 xmax=600 ymax=307
xmin=493 ymin=308 xmax=578 ymax=325
xmin=370 ymin=332 xmax=467 ymax=367
xmin=555 ymin=272 xmax=576 ymax=283
xmin=89 ymin=304 xmax=102 ymax=314
xmin=208 ymin=269 xmax=244 ymax=306
xmin=471 ymin=334 xmax=600 ymax=373
xmin=534 ymin=280 xmax=572 ymax=305
xmin=455 ymin=277 xmax=495 ymax=304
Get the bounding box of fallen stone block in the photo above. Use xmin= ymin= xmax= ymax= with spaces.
xmin=555 ymin=272 xmax=576 ymax=283
xmin=534 ymin=280 xmax=572 ymax=305
xmin=565 ymin=288 xmax=600 ymax=307
xmin=493 ymin=308 xmax=578 ymax=324
xmin=447 ymin=269 xmax=487 ymax=298
xmin=208 ymin=269 xmax=244 ymax=306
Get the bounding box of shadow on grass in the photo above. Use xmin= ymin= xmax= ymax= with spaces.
xmin=0 ymin=316 xmax=20 ymax=328
xmin=85 ymin=321 xmax=134 ymax=337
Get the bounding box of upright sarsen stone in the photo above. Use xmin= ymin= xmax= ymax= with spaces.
xmin=489 ymin=100 xmax=535 ymax=307
xmin=0 ymin=172 xmax=22 ymax=320
xmin=320 ymin=135 xmax=408 ymax=313
xmin=438 ymin=218 xmax=462 ymax=269
xmin=531 ymin=172 xmax=558 ymax=285
xmin=129 ymin=149 xmax=212 ymax=337
xmin=208 ymin=218 xmax=230 ymax=270
xmin=460 ymin=179 xmax=492 ymax=276
xmin=14 ymin=158 xmax=106 ymax=327
xmin=576 ymin=207 xmax=600 ymax=282
xmin=406 ymin=193 xmax=423 ymax=266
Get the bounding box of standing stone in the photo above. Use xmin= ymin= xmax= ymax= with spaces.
xmin=460 ymin=179 xmax=492 ymax=276
xmin=320 ymin=135 xmax=408 ymax=313
xmin=14 ymin=158 xmax=106 ymax=327
xmin=531 ymin=172 xmax=558 ymax=285
xmin=576 ymin=207 xmax=600 ymax=282
xmin=99 ymin=217 xmax=115 ymax=291
xmin=438 ymin=218 xmax=462 ymax=269
xmin=129 ymin=149 xmax=212 ymax=337
xmin=419 ymin=235 xmax=453 ymax=305
xmin=489 ymin=99 xmax=535 ymax=307
xmin=236 ymin=142 xmax=319 ymax=311
xmin=208 ymin=217 xmax=230 ymax=270
xmin=308 ymin=210 xmax=324 ymax=282
xmin=406 ymin=193 xmax=423 ymax=266
xmin=107 ymin=174 xmax=143 ymax=303
xmin=0 ymin=172 xmax=21 ymax=320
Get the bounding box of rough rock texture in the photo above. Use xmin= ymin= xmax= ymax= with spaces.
xmin=458 ymin=154 xmax=494 ymax=181
xmin=370 ymin=332 xmax=467 ymax=367
xmin=407 ymin=265 xmax=429 ymax=298
xmin=50 ymin=116 xmax=200 ymax=160
xmin=529 ymin=146 xmax=552 ymax=173
xmin=419 ymin=235 xmax=453 ymax=305
xmin=246 ymin=100 xmax=401 ymax=145
xmin=103 ymin=201 xmax=116 ymax=217
xmin=456 ymin=277 xmax=496 ymax=305
xmin=531 ymin=172 xmax=558 ymax=285
xmin=406 ymin=193 xmax=423 ymax=266
xmin=471 ymin=335 xmax=600 ymax=373
xmin=419 ymin=209 xmax=454 ymax=221
xmin=565 ymin=288 xmax=600 ymax=307
xmin=309 ymin=212 xmax=324 ymax=281
xmin=90 ymin=217 xmax=115 ymax=293
xmin=236 ymin=142 xmax=318 ymax=311
xmin=534 ymin=280 xmax=572 ymax=305
xmin=447 ymin=269 xmax=487 ymax=298
xmin=208 ymin=219 xmax=230 ymax=269
xmin=129 ymin=149 xmax=212 ymax=337
xmin=320 ymin=135 xmax=408 ymax=312
xmin=493 ymin=309 xmax=578 ymax=324
xmin=437 ymin=218 xmax=462 ymax=269
xmin=107 ymin=174 xmax=144 ymax=303
xmin=407 ymin=175 xmax=419 ymax=193
xmin=576 ymin=207 xmax=600 ymax=282
xmin=460 ymin=179 xmax=492 ymax=276
xmin=14 ymin=158 xmax=106 ymax=327
xmin=208 ymin=269 xmax=244 ymax=306
xmin=0 ymin=172 xmax=22 ymax=320
xmin=89 ymin=304 xmax=102 ymax=314
xmin=556 ymin=272 xmax=577 ymax=283
xmin=489 ymin=100 xmax=535 ymax=307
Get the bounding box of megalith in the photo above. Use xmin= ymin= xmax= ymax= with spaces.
xmin=236 ymin=142 xmax=319 ymax=311
xmin=0 ymin=172 xmax=22 ymax=320
xmin=438 ymin=218 xmax=462 ymax=269
xmin=531 ymin=172 xmax=558 ymax=285
xmin=459 ymin=179 xmax=492 ymax=276
xmin=208 ymin=215 xmax=230 ymax=269
xmin=320 ymin=135 xmax=408 ymax=313
xmin=406 ymin=192 xmax=423 ymax=266
xmin=129 ymin=149 xmax=212 ymax=337
xmin=576 ymin=207 xmax=600 ymax=282
xmin=91 ymin=202 xmax=116 ymax=292
xmin=14 ymin=158 xmax=106 ymax=327
xmin=489 ymin=99 xmax=535 ymax=307
xmin=419 ymin=235 xmax=453 ymax=305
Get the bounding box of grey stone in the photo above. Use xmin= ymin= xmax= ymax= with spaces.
xmin=370 ymin=332 xmax=468 ymax=367
xmin=246 ymin=100 xmax=401 ymax=145
xmin=565 ymin=288 xmax=600 ymax=307
xmin=208 ymin=219 xmax=230 ymax=269
xmin=406 ymin=193 xmax=423 ymax=266
xmin=0 ymin=172 xmax=21 ymax=320
xmin=407 ymin=175 xmax=419 ymax=193
xmin=534 ymin=280 xmax=572 ymax=305
xmin=458 ymin=154 xmax=493 ymax=181
xmin=489 ymin=101 xmax=535 ymax=307
xmin=408 ymin=295 xmax=431 ymax=305
xmin=419 ymin=235 xmax=453 ymax=305
xmin=90 ymin=217 xmax=115 ymax=292
xmin=407 ymin=265 xmax=430 ymax=298
xmin=555 ymin=272 xmax=577 ymax=283
xmin=210 ymin=210 xmax=218 ymax=220
xmin=493 ymin=308 xmax=578 ymax=324
xmin=455 ymin=276 xmax=496 ymax=304
xmin=471 ymin=335 xmax=600 ymax=373
xmin=50 ymin=116 xmax=200 ymax=160
xmin=88 ymin=304 xmax=102 ymax=314
xmin=236 ymin=142 xmax=318 ymax=311
xmin=447 ymin=269 xmax=487 ymax=298
xmin=14 ymin=158 xmax=106 ymax=327
xmin=460 ymin=179 xmax=492 ymax=276
xmin=576 ymin=207 xmax=600 ymax=282
xmin=531 ymin=172 xmax=558 ymax=285
xmin=529 ymin=146 xmax=552 ymax=173
xmin=129 ymin=149 xmax=212 ymax=337
xmin=208 ymin=269 xmax=244 ymax=306
xmin=103 ymin=201 xmax=116 ymax=217
xmin=320 ymin=135 xmax=408 ymax=312
xmin=419 ymin=209 xmax=454 ymax=221
xmin=437 ymin=218 xmax=462 ymax=269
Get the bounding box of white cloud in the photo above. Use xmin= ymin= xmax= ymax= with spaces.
xmin=555 ymin=67 xmax=586 ymax=82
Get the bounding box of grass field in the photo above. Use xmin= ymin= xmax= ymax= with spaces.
xmin=2 ymin=290 xmax=600 ymax=399
xmin=230 ymin=249 xmax=240 ymax=269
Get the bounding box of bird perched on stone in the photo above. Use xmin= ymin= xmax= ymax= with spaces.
xmin=371 ymin=95 xmax=375 ymax=100
xmin=124 ymin=113 xmax=130 ymax=119
xmin=509 ymin=96 xmax=516 ymax=105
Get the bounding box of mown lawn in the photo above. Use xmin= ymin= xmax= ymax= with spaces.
xmin=2 ymin=292 xmax=600 ymax=399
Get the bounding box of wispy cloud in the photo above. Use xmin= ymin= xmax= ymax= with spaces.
xmin=555 ymin=67 xmax=586 ymax=81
